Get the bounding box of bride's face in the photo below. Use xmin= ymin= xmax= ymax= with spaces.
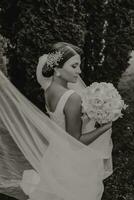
xmin=57 ymin=54 xmax=81 ymax=83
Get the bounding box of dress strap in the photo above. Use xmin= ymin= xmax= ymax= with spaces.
xmin=55 ymin=90 xmax=75 ymax=114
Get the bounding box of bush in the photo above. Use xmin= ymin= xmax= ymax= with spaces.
xmin=0 ymin=0 xmax=134 ymax=106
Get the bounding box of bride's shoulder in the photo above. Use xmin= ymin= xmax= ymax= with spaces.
xmin=68 ymin=92 xmax=81 ymax=102
xmin=64 ymin=91 xmax=81 ymax=112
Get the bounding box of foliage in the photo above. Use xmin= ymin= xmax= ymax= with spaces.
xmin=0 ymin=34 xmax=8 ymax=75
xmin=0 ymin=0 xmax=86 ymax=110
xmin=0 ymin=0 xmax=134 ymax=100
xmin=83 ymin=0 xmax=134 ymax=86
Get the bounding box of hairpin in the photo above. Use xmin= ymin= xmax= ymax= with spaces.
xmin=45 ymin=51 xmax=63 ymax=71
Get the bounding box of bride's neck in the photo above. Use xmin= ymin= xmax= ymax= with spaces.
xmin=52 ymin=76 xmax=68 ymax=89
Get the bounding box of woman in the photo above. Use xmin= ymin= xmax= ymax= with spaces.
xmin=20 ymin=43 xmax=112 ymax=200
xmin=41 ymin=43 xmax=112 ymax=145
xmin=47 ymin=42 xmax=113 ymax=179
xmin=0 ymin=43 xmax=111 ymax=200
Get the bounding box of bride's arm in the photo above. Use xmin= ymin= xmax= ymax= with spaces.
xmin=79 ymin=123 xmax=112 ymax=145
xmin=64 ymin=93 xmax=112 ymax=145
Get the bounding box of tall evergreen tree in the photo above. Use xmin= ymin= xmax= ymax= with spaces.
xmin=83 ymin=0 xmax=134 ymax=86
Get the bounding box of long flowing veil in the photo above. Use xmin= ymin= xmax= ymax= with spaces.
xmin=0 ymin=71 xmax=105 ymax=200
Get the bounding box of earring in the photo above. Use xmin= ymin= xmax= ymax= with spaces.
xmin=55 ymin=71 xmax=61 ymax=77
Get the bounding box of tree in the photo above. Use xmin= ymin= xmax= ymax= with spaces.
xmin=83 ymin=0 xmax=134 ymax=86
xmin=0 ymin=0 xmax=134 ymax=106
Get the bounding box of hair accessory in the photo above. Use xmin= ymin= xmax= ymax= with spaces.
xmin=45 ymin=51 xmax=63 ymax=72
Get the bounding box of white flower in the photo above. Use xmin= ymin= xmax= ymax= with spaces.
xmin=81 ymin=82 xmax=128 ymax=124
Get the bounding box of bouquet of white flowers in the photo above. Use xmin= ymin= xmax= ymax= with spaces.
xmin=82 ymin=82 xmax=128 ymax=124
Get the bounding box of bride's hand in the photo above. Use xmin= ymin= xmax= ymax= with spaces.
xmin=100 ymin=121 xmax=112 ymax=129
xmin=95 ymin=121 xmax=112 ymax=128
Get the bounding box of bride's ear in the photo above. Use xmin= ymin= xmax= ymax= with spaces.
xmin=54 ymin=68 xmax=61 ymax=77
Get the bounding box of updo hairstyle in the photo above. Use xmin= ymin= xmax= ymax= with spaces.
xmin=42 ymin=42 xmax=83 ymax=78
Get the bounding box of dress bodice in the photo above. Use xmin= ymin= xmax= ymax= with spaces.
xmin=46 ymin=89 xmax=96 ymax=132
xmin=46 ymin=90 xmax=75 ymax=130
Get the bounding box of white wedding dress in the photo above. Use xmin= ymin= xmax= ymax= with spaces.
xmin=23 ymin=89 xmax=113 ymax=200
xmin=21 ymin=89 xmax=104 ymax=200
xmin=45 ymin=87 xmax=113 ymax=179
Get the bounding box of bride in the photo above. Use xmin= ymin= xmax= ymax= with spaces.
xmin=0 ymin=42 xmax=112 ymax=200
xmin=37 ymin=42 xmax=113 ymax=178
